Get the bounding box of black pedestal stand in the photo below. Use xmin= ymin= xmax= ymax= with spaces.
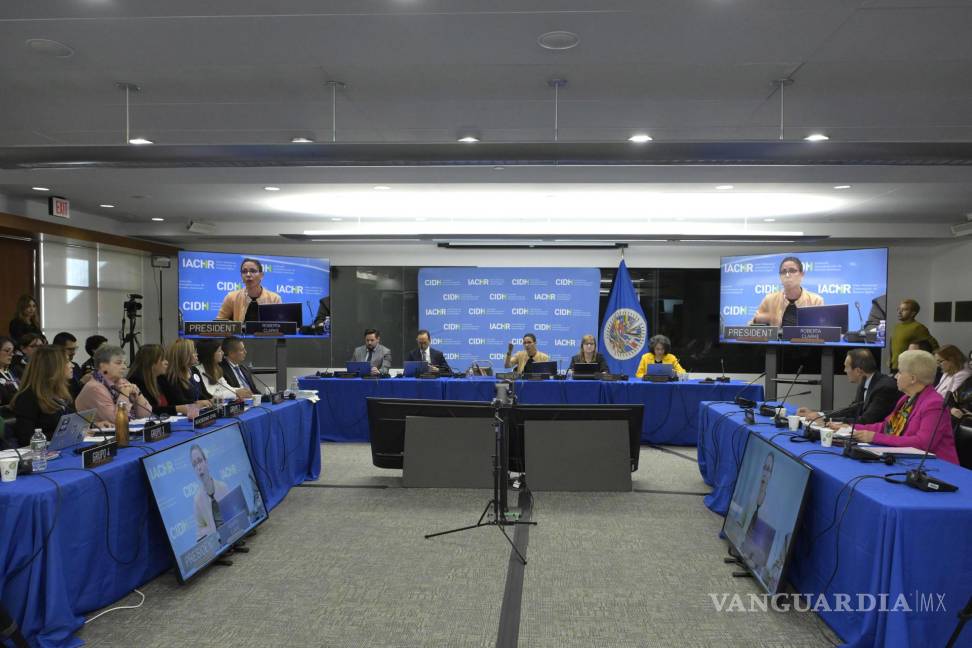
xmin=946 ymin=595 xmax=972 ymax=648
xmin=424 ymin=386 xmax=537 ymax=564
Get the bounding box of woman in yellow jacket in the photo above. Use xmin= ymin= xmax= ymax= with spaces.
xmin=635 ymin=334 xmax=687 ymax=378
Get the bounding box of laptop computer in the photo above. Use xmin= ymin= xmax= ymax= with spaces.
xmin=346 ymin=361 xmax=373 ymax=377
xmin=403 ymin=360 xmax=429 ymax=377
xmin=215 ymin=485 xmax=250 ymax=545
xmin=524 ymin=360 xmax=558 ymax=378
xmin=644 ymin=363 xmax=676 ymax=382
xmin=49 ymin=409 xmax=99 ymax=451
xmin=796 ymin=304 xmax=849 ymax=333
xmin=572 ymin=362 xmax=600 ymax=375
xmin=258 ymin=303 xmax=303 ymax=327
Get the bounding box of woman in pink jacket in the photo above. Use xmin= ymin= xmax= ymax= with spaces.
xmin=844 ymin=349 xmax=959 ymax=464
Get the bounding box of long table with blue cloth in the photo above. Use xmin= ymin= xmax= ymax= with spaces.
xmin=298 ymin=375 xmax=764 ymax=445
xmin=697 ymin=400 xmax=972 ymax=648
xmin=0 ymin=398 xmax=321 ymax=648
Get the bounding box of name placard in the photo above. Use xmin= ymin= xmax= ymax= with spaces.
xmin=781 ymin=326 xmax=842 ymax=343
xmin=143 ymin=421 xmax=172 ymax=443
xmin=82 ymin=441 xmax=117 ymax=468
xmin=193 ymin=407 xmax=219 ymax=428
xmin=723 ymin=326 xmax=780 ymax=342
xmin=185 ymin=321 xmax=243 ymax=336
xmin=221 ymin=400 xmax=245 ymax=417
xmin=244 ymin=321 xmax=297 ymax=336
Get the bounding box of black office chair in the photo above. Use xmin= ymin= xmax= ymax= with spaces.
xmin=955 ymin=420 xmax=972 ymax=470
xmin=1 ymin=407 xmax=17 ymax=451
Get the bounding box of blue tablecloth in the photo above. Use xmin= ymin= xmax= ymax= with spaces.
xmin=299 ymin=376 xmax=763 ymax=446
xmin=697 ymin=401 xmax=972 ymax=648
xmin=0 ymin=399 xmax=320 ymax=648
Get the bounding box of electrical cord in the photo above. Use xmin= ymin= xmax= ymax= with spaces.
xmin=84 ymin=589 xmax=145 ymax=624
xmin=3 ymin=472 xmax=63 ymax=582
xmin=819 ymin=474 xmax=886 ymax=594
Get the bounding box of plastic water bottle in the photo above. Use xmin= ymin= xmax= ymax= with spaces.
xmin=323 ymin=316 xmax=331 ymax=335
xmin=877 ymin=319 xmax=886 ymax=344
xmin=289 ymin=377 xmax=299 ymax=396
xmin=30 ymin=428 xmax=47 ymax=471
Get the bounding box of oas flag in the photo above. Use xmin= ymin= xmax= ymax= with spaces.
xmin=598 ymin=260 xmax=648 ymax=376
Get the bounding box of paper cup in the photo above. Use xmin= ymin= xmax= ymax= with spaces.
xmin=821 ymin=428 xmax=834 ymax=447
xmin=0 ymin=457 xmax=19 ymax=482
xmin=252 ymin=394 xmax=262 ymax=406
xmin=787 ymin=415 xmax=801 ymax=431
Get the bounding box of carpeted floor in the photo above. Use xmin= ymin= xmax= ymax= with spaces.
xmin=78 ymin=443 xmax=839 ymax=647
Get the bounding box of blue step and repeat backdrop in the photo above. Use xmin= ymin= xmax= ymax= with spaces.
xmin=418 ymin=268 xmax=601 ymax=371
xmin=178 ymin=251 xmax=330 ymax=326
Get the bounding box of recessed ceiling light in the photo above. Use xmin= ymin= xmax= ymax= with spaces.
xmin=330 ymin=217 xmax=343 ymax=221
xmin=764 ymin=218 xmax=776 ymax=222
xmin=128 ymin=137 xmax=154 ymax=145
xmin=32 ymin=186 xmax=50 ymax=191
xmin=151 ymin=217 xmax=165 ymax=222
xmin=628 ymin=134 xmax=653 ymax=143
xmin=99 ymin=204 xmax=115 ymax=208
xmin=833 ymin=185 xmax=851 ymax=190
xmin=373 ymin=185 xmax=391 ymax=191
xmin=25 ymin=38 xmax=74 ymax=58
xmin=264 ymin=186 xmax=281 ymax=191
xmin=291 ymin=137 xmax=314 ymax=143
xmin=804 ymin=133 xmax=829 ymax=142
xmin=537 ymin=30 xmax=580 ymax=50
xmin=457 ymin=136 xmax=480 ymax=143
xmin=715 ymin=185 xmax=734 ymax=190
xmin=493 ymin=166 xmax=505 ymax=171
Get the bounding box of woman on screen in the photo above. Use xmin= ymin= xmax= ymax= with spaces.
xmin=635 ymin=335 xmax=686 ymax=379
xmin=75 ymin=345 xmax=153 ymax=423
xmin=215 ymin=258 xmax=282 ymax=322
xmin=750 ymin=256 xmax=824 ymax=328
xmin=128 ymin=344 xmax=192 ymax=416
xmin=195 ymin=339 xmax=252 ymax=401
xmin=569 ymin=334 xmax=608 ymax=373
xmin=190 ymin=444 xmax=229 ymax=541
xmin=159 ymin=339 xmax=214 ymax=409
xmin=8 ymin=345 xmax=75 ymax=446
xmin=835 ymin=350 xmax=959 ymax=464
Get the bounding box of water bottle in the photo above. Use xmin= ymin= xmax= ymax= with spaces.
xmin=30 ymin=428 xmax=47 ymax=471
xmin=323 ymin=316 xmax=331 ymax=335
xmin=877 ymin=319 xmax=886 ymax=344
xmin=289 ymin=377 xmax=299 ymax=396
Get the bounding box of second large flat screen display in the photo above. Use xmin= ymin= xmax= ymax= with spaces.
xmin=719 ymin=248 xmax=888 ymax=347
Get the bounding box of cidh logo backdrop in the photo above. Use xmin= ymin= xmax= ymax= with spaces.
xmin=178 ymin=251 xmax=330 ymax=323
xmin=418 ymin=267 xmax=601 ymax=371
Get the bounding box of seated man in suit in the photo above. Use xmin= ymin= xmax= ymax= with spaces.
xmin=220 ymin=336 xmax=260 ymax=394
xmin=406 ymin=329 xmax=451 ymax=374
xmin=504 ymin=333 xmax=550 ymax=374
xmin=797 ymin=348 xmax=899 ymax=424
xmin=350 ymin=328 xmax=392 ymax=376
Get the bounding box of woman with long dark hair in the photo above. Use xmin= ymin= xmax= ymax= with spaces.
xmin=128 ymin=344 xmax=192 ymax=415
xmin=8 ymin=294 xmax=42 ymax=342
xmin=9 ymin=345 xmax=75 ymax=446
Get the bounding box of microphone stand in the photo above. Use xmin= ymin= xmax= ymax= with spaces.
xmin=767 ymin=365 xmax=803 ymax=425
xmin=904 ymin=392 xmax=958 ymax=492
xmin=424 ymin=378 xmax=536 ymax=564
xmin=842 ymin=393 xmax=882 ymax=461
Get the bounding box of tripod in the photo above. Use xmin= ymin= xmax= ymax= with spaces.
xmin=424 ymin=382 xmax=537 ymax=564
xmin=120 ymin=309 xmax=141 ymax=364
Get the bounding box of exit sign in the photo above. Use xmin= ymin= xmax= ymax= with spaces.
xmin=49 ymin=196 xmax=70 ymax=219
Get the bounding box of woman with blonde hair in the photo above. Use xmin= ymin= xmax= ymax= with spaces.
xmin=568 ymin=334 xmax=608 ymax=373
xmin=9 ymin=345 xmax=75 ymax=446
xmin=159 ymin=338 xmax=213 ymax=409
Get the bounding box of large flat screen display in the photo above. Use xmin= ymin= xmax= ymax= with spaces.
xmin=141 ymin=422 xmax=268 ymax=582
xmin=178 ymin=251 xmax=329 ymax=326
xmin=719 ymin=248 xmax=888 ymax=347
xmin=723 ymin=432 xmax=812 ymax=594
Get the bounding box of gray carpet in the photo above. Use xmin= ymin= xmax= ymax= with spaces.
xmin=79 ymin=443 xmax=839 ymax=647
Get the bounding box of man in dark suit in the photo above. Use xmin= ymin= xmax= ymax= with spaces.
xmin=220 ymin=336 xmax=260 ymax=393
xmin=406 ymin=329 xmax=451 ymax=374
xmin=797 ymin=348 xmax=900 ymax=424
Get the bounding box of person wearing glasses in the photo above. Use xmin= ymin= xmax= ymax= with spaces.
xmin=0 ymin=336 xmax=20 ymax=406
xmin=569 ymin=334 xmax=609 ymax=373
xmin=216 ymin=257 xmax=282 ymax=322
xmin=12 ymin=332 xmax=46 ymax=381
xmin=750 ymin=256 xmax=824 ymax=328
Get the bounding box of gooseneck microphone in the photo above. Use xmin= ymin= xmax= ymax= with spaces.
xmin=904 ymin=393 xmax=958 ymax=492
xmin=771 ymin=365 xmax=804 ymax=426
xmin=733 ymin=372 xmax=766 ymax=408
xmin=246 ymin=365 xmax=275 ymax=396
xmin=717 ymin=359 xmax=730 ymax=382
xmin=854 ymin=301 xmax=866 ymax=332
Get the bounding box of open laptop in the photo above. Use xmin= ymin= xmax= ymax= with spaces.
xmin=215 ymin=485 xmax=250 ymax=545
xmin=346 ymin=361 xmax=373 ymax=377
xmin=402 ymin=361 xmax=429 ymax=377
xmin=48 ymin=409 xmax=99 ymax=451
xmin=572 ymin=362 xmax=601 ymax=377
xmin=643 ymin=363 xmax=676 ymax=382
xmin=524 ymin=360 xmax=558 ymax=378
xmin=258 ymin=303 xmax=302 ymax=327
xmin=796 ymin=304 xmax=849 ymax=333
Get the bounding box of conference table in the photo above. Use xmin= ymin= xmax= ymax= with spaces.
xmin=0 ymin=399 xmax=321 ymax=648
xmin=697 ymin=401 xmax=972 ymax=648
xmin=298 ymin=375 xmax=764 ymax=446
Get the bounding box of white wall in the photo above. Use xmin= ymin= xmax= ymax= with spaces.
xmin=927 ymin=237 xmax=972 ymax=354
